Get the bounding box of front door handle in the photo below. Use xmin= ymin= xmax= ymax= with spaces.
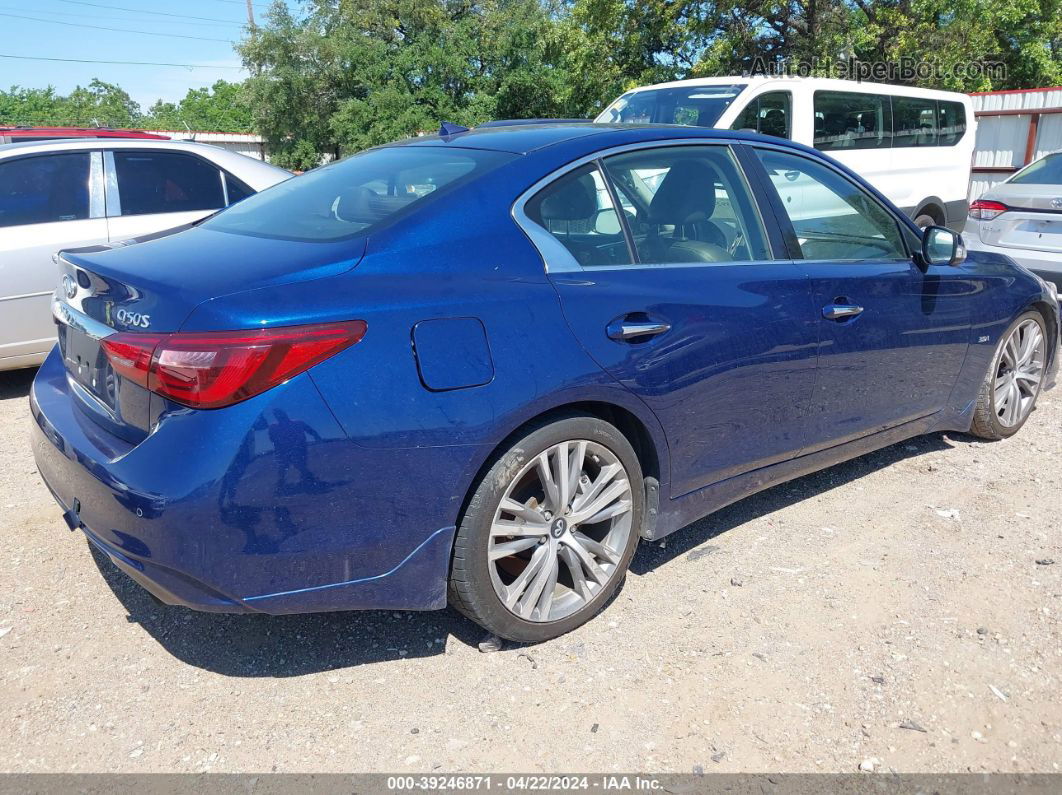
xmin=822 ymin=303 xmax=864 ymax=321
xmin=606 ymin=318 xmax=671 ymax=341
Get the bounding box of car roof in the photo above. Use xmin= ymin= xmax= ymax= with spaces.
xmin=391 ymin=122 xmax=764 ymax=155
xmin=0 ymin=137 xmax=235 ymax=157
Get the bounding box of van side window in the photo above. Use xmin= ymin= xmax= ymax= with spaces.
xmin=813 ymin=91 xmax=892 ymax=151
xmin=936 ymin=101 xmax=967 ymax=146
xmin=0 ymin=153 xmax=90 ymax=228
xmin=731 ymin=92 xmax=791 ymax=139
xmin=893 ymin=96 xmax=938 ymax=147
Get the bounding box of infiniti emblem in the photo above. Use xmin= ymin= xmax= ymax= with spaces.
xmin=550 ymin=517 xmax=568 ymax=538
xmin=61 ymin=274 xmax=77 ymax=300
xmin=1052 ymin=197 xmax=1062 ymax=209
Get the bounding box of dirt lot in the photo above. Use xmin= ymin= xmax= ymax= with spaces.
xmin=0 ymin=366 xmax=1059 ymax=774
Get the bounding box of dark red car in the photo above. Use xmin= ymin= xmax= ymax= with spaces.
xmin=0 ymin=127 xmax=169 ymax=145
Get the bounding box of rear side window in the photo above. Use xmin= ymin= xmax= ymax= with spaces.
xmin=814 ymin=91 xmax=893 ymax=151
xmin=0 ymin=152 xmax=90 ymax=228
xmin=936 ymin=101 xmax=967 ymax=146
xmin=224 ymin=173 xmax=253 ymax=204
xmin=114 ymin=151 xmax=224 ymax=216
xmin=525 ymin=164 xmax=633 ymax=268
xmin=1009 ymin=152 xmax=1062 ymax=185
xmin=731 ymin=91 xmax=792 ymax=139
xmin=204 ymin=147 xmax=514 ymax=242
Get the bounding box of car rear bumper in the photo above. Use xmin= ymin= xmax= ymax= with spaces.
xmin=963 ymin=233 xmax=1062 ymax=290
xmin=30 ymin=348 xmax=460 ymax=614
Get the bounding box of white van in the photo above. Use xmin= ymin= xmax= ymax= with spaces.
xmin=595 ymin=76 xmax=975 ymax=229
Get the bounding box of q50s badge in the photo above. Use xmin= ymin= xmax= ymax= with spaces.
xmin=116 ymin=309 xmax=151 ymax=329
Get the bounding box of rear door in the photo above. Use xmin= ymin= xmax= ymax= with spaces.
xmin=105 ymin=149 xmax=229 ymax=241
xmin=0 ymin=150 xmax=107 ymax=364
xmin=751 ymin=146 xmax=971 ymax=451
xmin=520 ymin=143 xmax=819 ymax=498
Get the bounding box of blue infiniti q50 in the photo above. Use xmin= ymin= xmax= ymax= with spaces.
xmin=31 ymin=124 xmax=1059 ymax=641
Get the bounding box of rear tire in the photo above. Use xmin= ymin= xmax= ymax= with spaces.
xmin=914 ymin=213 xmax=937 ymax=229
xmin=449 ymin=415 xmax=644 ymax=643
xmin=970 ymin=310 xmax=1047 ymax=439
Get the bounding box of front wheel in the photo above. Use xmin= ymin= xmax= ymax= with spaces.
xmin=449 ymin=416 xmax=644 ymax=642
xmin=970 ymin=311 xmax=1047 ymax=439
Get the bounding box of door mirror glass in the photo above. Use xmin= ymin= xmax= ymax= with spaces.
xmin=593 ymin=207 xmax=622 ymax=236
xmin=922 ymin=225 xmax=965 ymax=266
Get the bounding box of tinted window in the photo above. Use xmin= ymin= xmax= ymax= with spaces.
xmin=525 ymin=164 xmax=633 ymax=268
xmin=114 ymin=151 xmax=224 ymax=216
xmin=596 ymin=85 xmax=746 ymax=126
xmin=937 ymin=101 xmax=967 ymax=146
xmin=602 ymin=145 xmax=769 ymax=263
xmin=0 ymin=152 xmax=90 ymax=228
xmin=204 ymin=147 xmax=514 ymax=242
xmin=757 ymin=149 xmax=906 ymax=261
xmin=814 ymin=91 xmax=892 ymax=151
xmin=224 ymin=172 xmax=253 ymax=204
xmin=732 ymin=91 xmax=792 ymax=139
xmin=893 ymin=96 xmax=938 ymax=147
xmin=1010 ymin=152 xmax=1062 ymax=185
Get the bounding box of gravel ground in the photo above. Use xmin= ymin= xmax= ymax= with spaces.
xmin=1 ymin=366 xmax=1059 ymax=774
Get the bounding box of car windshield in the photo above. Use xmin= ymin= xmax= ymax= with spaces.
xmin=1009 ymin=152 xmax=1062 ymax=186
xmin=595 ymin=84 xmax=746 ymax=127
xmin=203 ymin=146 xmax=515 ymax=242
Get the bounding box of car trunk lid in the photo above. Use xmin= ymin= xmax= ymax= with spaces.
xmin=979 ymin=185 xmax=1062 ymax=254
xmin=52 ymin=226 xmax=365 ymax=442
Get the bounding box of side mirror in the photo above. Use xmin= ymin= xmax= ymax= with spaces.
xmin=921 ymin=225 xmax=966 ymax=267
xmin=593 ymin=208 xmax=622 ymax=236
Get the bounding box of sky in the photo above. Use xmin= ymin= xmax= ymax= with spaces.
xmin=0 ymin=0 xmax=296 ymax=109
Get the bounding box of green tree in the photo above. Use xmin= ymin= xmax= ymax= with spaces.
xmin=145 ymin=80 xmax=253 ymax=132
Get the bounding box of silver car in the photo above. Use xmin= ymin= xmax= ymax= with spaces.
xmin=0 ymin=139 xmax=290 ymax=371
xmin=965 ymin=152 xmax=1062 ymax=290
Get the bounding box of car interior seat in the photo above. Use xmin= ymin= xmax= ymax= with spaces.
xmin=645 ymin=161 xmax=730 ymax=263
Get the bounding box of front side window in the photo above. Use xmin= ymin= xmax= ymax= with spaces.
xmin=204 ymin=147 xmax=514 ymax=242
xmin=892 ymin=96 xmax=938 ymax=147
xmin=814 ymin=91 xmax=892 ymax=151
xmin=525 ymin=164 xmax=633 ymax=268
xmin=595 ymin=85 xmax=747 ymax=127
xmin=756 ymin=149 xmax=907 ymax=261
xmin=114 ymin=151 xmax=224 ymax=216
xmin=0 ymin=152 xmax=90 ymax=228
xmin=602 ymin=145 xmax=770 ymax=263
xmin=731 ymin=91 xmax=792 ymax=139
xmin=1009 ymin=152 xmax=1062 ymax=185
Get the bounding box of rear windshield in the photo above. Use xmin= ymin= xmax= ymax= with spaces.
xmin=203 ymin=146 xmax=515 ymax=242
xmin=1009 ymin=152 xmax=1062 ymax=186
xmin=595 ymin=85 xmax=746 ymax=127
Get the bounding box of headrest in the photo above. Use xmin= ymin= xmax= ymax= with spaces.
xmin=648 ymin=160 xmax=718 ymax=225
xmin=538 ymin=174 xmax=596 ymax=221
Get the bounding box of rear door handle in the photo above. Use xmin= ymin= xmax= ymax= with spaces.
xmin=822 ymin=303 xmax=864 ymax=321
xmin=606 ymin=318 xmax=671 ymax=341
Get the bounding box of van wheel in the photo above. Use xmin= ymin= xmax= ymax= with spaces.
xmin=449 ymin=416 xmax=644 ymax=642
xmin=914 ymin=213 xmax=936 ymax=229
xmin=970 ymin=311 xmax=1047 ymax=439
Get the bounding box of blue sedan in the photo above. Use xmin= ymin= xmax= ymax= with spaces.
xmin=31 ymin=123 xmax=1059 ymax=642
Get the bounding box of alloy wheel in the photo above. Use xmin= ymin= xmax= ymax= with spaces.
xmin=487 ymin=440 xmax=634 ymax=623
xmin=994 ymin=318 xmax=1045 ymax=428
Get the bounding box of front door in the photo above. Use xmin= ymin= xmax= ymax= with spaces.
xmin=522 ymin=143 xmax=819 ymax=497
xmin=752 ymin=147 xmax=971 ymax=451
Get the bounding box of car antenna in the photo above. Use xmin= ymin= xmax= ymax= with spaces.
xmin=438 ymin=121 xmax=470 ymax=137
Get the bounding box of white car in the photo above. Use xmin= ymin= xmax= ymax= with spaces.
xmin=966 ymin=152 xmax=1062 ymax=290
xmin=0 ymin=138 xmax=291 ymax=370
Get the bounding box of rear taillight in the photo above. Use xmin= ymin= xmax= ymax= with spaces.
xmin=969 ymin=199 xmax=1008 ymax=221
xmin=101 ymin=320 xmax=365 ymax=409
